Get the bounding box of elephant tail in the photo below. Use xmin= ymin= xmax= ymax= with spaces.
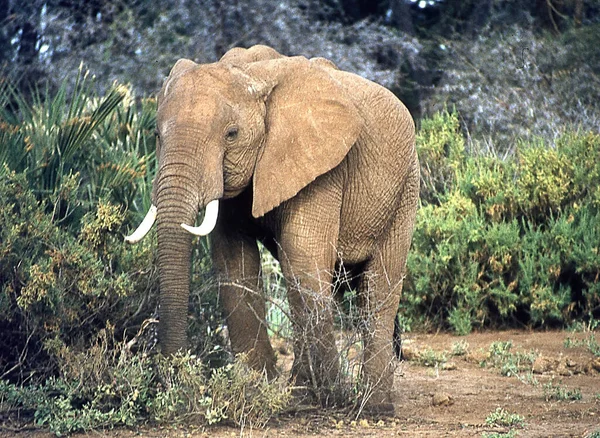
xmin=393 ymin=314 xmax=402 ymax=360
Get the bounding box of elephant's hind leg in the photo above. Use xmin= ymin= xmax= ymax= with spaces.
xmin=212 ymin=231 xmax=277 ymax=379
xmin=358 ymin=163 xmax=419 ymax=414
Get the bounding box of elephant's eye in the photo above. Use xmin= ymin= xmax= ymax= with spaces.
xmin=154 ymin=128 xmax=160 ymax=139
xmin=225 ymin=126 xmax=239 ymax=143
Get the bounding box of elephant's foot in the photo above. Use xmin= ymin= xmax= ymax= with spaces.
xmin=361 ymin=388 xmax=397 ymax=416
xmin=289 ymin=382 xmax=349 ymax=409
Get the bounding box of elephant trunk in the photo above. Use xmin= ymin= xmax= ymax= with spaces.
xmin=156 ymin=188 xmax=197 ymax=355
xmin=154 ymin=148 xmax=212 ymax=355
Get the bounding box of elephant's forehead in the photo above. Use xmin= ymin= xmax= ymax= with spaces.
xmin=158 ymin=88 xmax=227 ymax=130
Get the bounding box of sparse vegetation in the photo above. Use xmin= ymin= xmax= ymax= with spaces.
xmin=564 ymin=333 xmax=600 ymax=357
xmin=543 ymin=380 xmax=583 ymax=401
xmin=417 ymin=348 xmax=448 ymax=368
xmin=0 ymin=347 xmax=290 ymax=435
xmin=482 ymin=430 xmax=519 ymax=438
xmin=480 ymin=341 xmax=538 ymax=378
xmin=485 ymin=407 xmax=525 ymax=428
xmin=451 ymin=340 xmax=469 ymax=356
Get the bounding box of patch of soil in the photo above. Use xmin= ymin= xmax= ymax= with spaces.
xmin=3 ymin=330 xmax=600 ymax=437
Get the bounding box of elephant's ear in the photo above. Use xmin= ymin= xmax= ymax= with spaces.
xmin=247 ymin=57 xmax=362 ymax=218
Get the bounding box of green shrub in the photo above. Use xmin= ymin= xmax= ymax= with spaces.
xmin=0 ymin=343 xmax=290 ymax=435
xmin=416 ymin=109 xmax=465 ymax=204
xmin=485 ymin=407 xmax=524 ymax=428
xmin=405 ymin=111 xmax=600 ymax=331
xmin=0 ymin=170 xmax=157 ymax=381
xmin=543 ymin=380 xmax=582 ymax=402
xmin=0 ymin=73 xmax=222 ymax=384
xmin=481 ymin=341 xmax=537 ymax=378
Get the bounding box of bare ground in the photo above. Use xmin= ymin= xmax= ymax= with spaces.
xmin=3 ymin=330 xmax=600 ymax=438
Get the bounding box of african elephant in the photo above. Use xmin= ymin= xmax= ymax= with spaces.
xmin=126 ymin=44 xmax=419 ymax=413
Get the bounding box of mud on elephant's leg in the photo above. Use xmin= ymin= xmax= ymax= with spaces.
xmin=212 ymin=232 xmax=277 ymax=379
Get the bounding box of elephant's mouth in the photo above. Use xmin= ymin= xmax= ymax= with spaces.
xmin=125 ymin=199 xmax=219 ymax=243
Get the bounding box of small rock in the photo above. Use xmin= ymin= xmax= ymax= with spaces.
xmin=401 ymin=343 xmax=421 ymax=361
xmin=432 ymin=392 xmax=454 ymax=407
xmin=591 ymin=357 xmax=600 ymax=372
xmin=557 ymin=363 xmax=572 ymax=376
xmin=465 ymin=350 xmax=488 ymax=364
xmin=442 ymin=361 xmax=457 ymax=371
xmin=532 ymin=355 xmax=559 ymax=374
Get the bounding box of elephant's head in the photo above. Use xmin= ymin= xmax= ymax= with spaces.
xmin=126 ymin=48 xmax=361 ymax=354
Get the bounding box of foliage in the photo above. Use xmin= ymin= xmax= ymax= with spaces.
xmin=564 ymin=333 xmax=600 ymax=357
xmin=485 ymin=407 xmax=525 ymax=428
xmin=542 ymin=379 xmax=582 ymax=401
xmin=0 ymin=342 xmax=290 ymax=436
xmin=416 ymin=348 xmax=447 ymax=368
xmin=480 ymin=341 xmax=538 ymax=378
xmin=451 ymin=340 xmax=469 ymax=356
xmin=0 ymin=72 xmax=161 ymax=382
xmin=482 ymin=431 xmax=519 ymax=438
xmin=403 ymin=110 xmax=600 ymax=333
xmin=0 ymin=71 xmax=221 ymax=385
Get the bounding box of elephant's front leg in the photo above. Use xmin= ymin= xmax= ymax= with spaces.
xmin=277 ymin=184 xmax=343 ymax=406
xmin=212 ymin=230 xmax=277 ymax=379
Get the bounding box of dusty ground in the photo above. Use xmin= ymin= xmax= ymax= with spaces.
xmin=3 ymin=330 xmax=600 ymax=437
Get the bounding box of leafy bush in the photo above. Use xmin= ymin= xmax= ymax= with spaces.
xmin=485 ymin=407 xmax=525 ymax=428
xmin=404 ymin=110 xmax=600 ymax=333
xmin=0 ymin=169 xmax=157 ymax=382
xmin=0 ymin=342 xmax=290 ymax=435
xmin=0 ymin=70 xmax=160 ymax=382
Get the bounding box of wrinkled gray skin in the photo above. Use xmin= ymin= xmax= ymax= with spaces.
xmin=138 ymin=45 xmax=419 ymax=413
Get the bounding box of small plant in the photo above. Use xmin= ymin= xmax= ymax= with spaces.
xmin=587 ymin=429 xmax=600 ymax=438
xmin=516 ymin=372 xmax=539 ymax=387
xmin=485 ymin=407 xmax=525 ymax=428
xmin=482 ymin=341 xmax=537 ymax=378
xmin=482 ymin=430 xmax=519 ymax=438
xmin=563 ymin=333 xmax=600 ymax=357
xmin=543 ymin=380 xmax=582 ymax=401
xmin=567 ymin=318 xmax=600 ymax=332
xmin=451 ymin=340 xmax=469 ymax=356
xmin=418 ymin=348 xmax=448 ymax=367
xmin=0 ymin=348 xmax=291 ymax=436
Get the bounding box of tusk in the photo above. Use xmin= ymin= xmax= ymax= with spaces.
xmin=125 ymin=205 xmax=157 ymax=243
xmin=181 ymin=199 xmax=219 ymax=236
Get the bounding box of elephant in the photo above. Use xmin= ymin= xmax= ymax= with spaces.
xmin=126 ymin=44 xmax=419 ymax=413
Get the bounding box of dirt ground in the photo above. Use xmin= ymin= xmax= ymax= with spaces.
xmin=4 ymin=330 xmax=600 ymax=438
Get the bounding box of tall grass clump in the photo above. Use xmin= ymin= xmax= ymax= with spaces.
xmin=403 ymin=110 xmax=600 ymax=334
